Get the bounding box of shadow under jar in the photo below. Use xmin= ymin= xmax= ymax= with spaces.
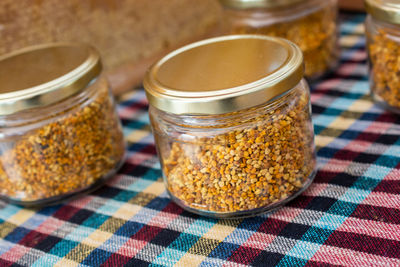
xmin=0 ymin=43 xmax=125 ymax=206
xmin=144 ymin=35 xmax=317 ymax=218
xmin=219 ymin=0 xmax=339 ymax=80
xmin=365 ymin=0 xmax=400 ymax=113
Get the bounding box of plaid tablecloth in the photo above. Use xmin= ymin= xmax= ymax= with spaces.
xmin=1 ymin=13 xmax=400 ymax=267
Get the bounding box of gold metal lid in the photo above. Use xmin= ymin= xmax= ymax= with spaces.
xmin=144 ymin=35 xmax=303 ymax=115
xmin=219 ymin=0 xmax=303 ymax=9
xmin=365 ymin=0 xmax=400 ymax=25
xmin=0 ymin=43 xmax=102 ymax=115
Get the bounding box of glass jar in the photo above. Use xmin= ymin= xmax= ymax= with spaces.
xmin=365 ymin=0 xmax=400 ymax=113
xmin=0 ymin=43 xmax=125 ymax=206
xmin=219 ymin=0 xmax=339 ymax=80
xmin=144 ymin=35 xmax=316 ymax=218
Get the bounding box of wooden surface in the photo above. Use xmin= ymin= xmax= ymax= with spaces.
xmin=338 ymin=0 xmax=364 ymax=11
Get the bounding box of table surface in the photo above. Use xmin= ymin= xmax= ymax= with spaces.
xmin=1 ymin=13 xmax=400 ymax=267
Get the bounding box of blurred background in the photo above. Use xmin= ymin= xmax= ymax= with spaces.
xmin=0 ymin=0 xmax=364 ymax=96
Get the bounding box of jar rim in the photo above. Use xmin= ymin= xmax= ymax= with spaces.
xmin=365 ymin=0 xmax=400 ymax=25
xmin=144 ymin=35 xmax=304 ymax=115
xmin=0 ymin=43 xmax=102 ymax=115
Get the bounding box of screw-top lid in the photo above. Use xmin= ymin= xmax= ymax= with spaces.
xmin=144 ymin=35 xmax=304 ymax=115
xmin=0 ymin=43 xmax=102 ymax=115
xmin=219 ymin=0 xmax=304 ymax=9
xmin=365 ymin=0 xmax=400 ymax=25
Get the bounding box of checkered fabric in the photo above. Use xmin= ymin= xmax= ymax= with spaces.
xmin=1 ymin=13 xmax=400 ymax=267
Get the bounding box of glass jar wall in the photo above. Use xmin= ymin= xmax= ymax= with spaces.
xmin=150 ymin=80 xmax=316 ymax=218
xmin=220 ymin=0 xmax=339 ymax=79
xmin=365 ymin=0 xmax=400 ymax=112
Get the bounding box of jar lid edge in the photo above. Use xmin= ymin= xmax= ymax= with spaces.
xmin=365 ymin=0 xmax=400 ymax=25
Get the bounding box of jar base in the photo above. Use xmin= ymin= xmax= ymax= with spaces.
xmin=168 ymin=169 xmax=317 ymax=219
xmin=0 ymin=156 xmax=126 ymax=208
xmin=372 ymin=92 xmax=400 ymax=115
